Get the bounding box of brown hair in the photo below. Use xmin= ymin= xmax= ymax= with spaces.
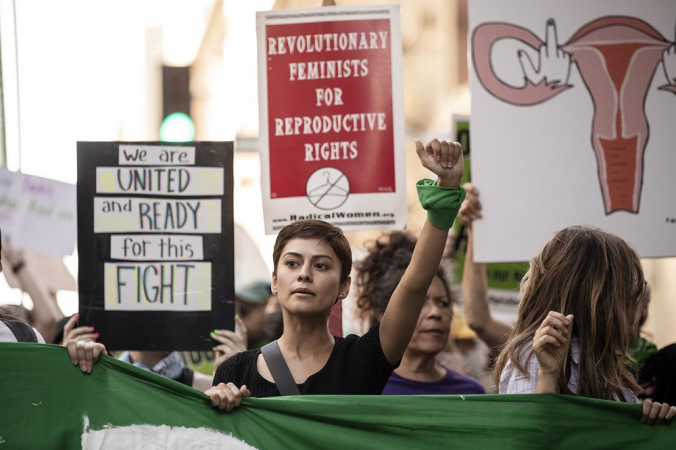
xmin=0 ymin=305 xmax=24 ymax=322
xmin=494 ymin=226 xmax=644 ymax=400
xmin=273 ymin=220 xmax=352 ymax=283
xmin=355 ymin=231 xmax=455 ymax=325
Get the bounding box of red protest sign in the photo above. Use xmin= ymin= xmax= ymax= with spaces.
xmin=258 ymin=6 xmax=406 ymax=234
xmin=266 ymin=19 xmax=395 ymax=200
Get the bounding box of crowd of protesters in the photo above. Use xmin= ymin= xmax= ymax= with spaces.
xmin=1 ymin=138 xmax=675 ymax=426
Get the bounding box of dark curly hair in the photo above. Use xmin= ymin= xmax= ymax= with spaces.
xmin=355 ymin=231 xmax=455 ymax=325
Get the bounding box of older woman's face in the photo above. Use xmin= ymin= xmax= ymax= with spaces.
xmin=406 ymin=276 xmax=453 ymax=356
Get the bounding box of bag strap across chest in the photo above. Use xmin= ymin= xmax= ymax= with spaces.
xmin=2 ymin=320 xmax=38 ymax=343
xmin=261 ymin=341 xmax=301 ymax=396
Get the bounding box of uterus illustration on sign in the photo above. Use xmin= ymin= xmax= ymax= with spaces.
xmin=472 ymin=17 xmax=676 ymax=214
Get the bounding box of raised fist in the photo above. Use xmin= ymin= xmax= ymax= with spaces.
xmin=414 ymin=138 xmax=463 ymax=188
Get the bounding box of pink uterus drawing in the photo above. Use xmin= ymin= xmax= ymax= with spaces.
xmin=473 ymin=17 xmax=676 ymax=214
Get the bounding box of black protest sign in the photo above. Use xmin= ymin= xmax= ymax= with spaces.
xmin=77 ymin=141 xmax=233 ymax=350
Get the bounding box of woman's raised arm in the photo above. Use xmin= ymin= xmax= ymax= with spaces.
xmin=379 ymin=139 xmax=464 ymax=365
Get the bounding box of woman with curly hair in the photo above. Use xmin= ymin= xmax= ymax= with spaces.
xmin=355 ymin=231 xmax=484 ymax=395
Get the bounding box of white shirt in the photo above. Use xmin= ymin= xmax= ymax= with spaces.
xmin=0 ymin=321 xmax=46 ymax=343
xmin=499 ymin=337 xmax=639 ymax=403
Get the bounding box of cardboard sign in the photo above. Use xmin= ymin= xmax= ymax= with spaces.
xmin=0 ymin=168 xmax=77 ymax=256
xmin=469 ymin=0 xmax=676 ymax=262
xmin=77 ymin=141 xmax=234 ymax=351
xmin=257 ymin=5 xmax=406 ymax=233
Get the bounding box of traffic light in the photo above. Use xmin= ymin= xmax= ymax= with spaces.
xmin=161 ymin=66 xmax=195 ymax=142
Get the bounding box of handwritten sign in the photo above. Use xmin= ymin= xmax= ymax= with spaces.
xmin=110 ymin=235 xmax=204 ymax=261
xmin=77 ymin=141 xmax=234 ymax=350
xmin=257 ymin=5 xmax=406 ymax=234
xmin=104 ymin=262 xmax=212 ymax=311
xmin=93 ymin=198 xmax=221 ymax=233
xmin=0 ymin=168 xmax=76 ymax=256
xmin=118 ymin=145 xmax=196 ymax=165
xmin=96 ymin=167 xmax=224 ymax=196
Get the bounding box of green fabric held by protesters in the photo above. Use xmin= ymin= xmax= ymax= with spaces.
xmin=0 ymin=343 xmax=673 ymax=449
xmin=416 ymin=179 xmax=466 ymax=229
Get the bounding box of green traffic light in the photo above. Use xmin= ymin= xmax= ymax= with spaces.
xmin=160 ymin=112 xmax=195 ymax=142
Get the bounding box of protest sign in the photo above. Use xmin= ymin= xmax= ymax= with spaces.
xmin=1 ymin=343 xmax=673 ymax=449
xmin=0 ymin=168 xmax=76 ymax=256
xmin=257 ymin=5 xmax=406 ymax=234
xmin=469 ymin=0 xmax=676 ymax=262
xmin=450 ymin=115 xmax=525 ymax=324
xmin=77 ymin=141 xmax=234 ymax=350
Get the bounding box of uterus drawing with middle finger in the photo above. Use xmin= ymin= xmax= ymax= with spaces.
xmin=473 ymin=16 xmax=676 ymax=215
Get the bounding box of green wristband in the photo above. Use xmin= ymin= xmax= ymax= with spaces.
xmin=416 ymin=179 xmax=466 ymax=229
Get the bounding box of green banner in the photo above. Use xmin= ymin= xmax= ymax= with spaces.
xmin=0 ymin=343 xmax=671 ymax=449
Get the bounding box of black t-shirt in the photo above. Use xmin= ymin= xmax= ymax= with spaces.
xmin=212 ymin=323 xmax=398 ymax=397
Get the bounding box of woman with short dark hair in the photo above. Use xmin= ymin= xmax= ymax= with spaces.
xmin=208 ymin=139 xmax=466 ymax=410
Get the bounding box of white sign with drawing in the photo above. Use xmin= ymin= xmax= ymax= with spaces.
xmin=469 ymin=0 xmax=676 ymax=262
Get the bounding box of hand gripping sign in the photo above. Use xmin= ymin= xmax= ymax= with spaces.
xmin=472 ymin=17 xmax=676 ymax=214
